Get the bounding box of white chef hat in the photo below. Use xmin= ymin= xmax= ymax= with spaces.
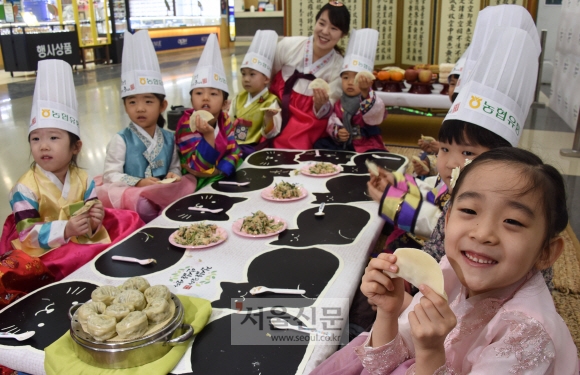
xmin=449 ymin=47 xmax=468 ymax=78
xmin=29 ymin=59 xmax=80 ymax=138
xmin=121 ymin=30 xmax=165 ymax=98
xmin=341 ymin=28 xmax=379 ymax=74
xmin=190 ymin=33 xmax=229 ymax=94
xmin=456 ymin=4 xmax=541 ymax=94
xmin=241 ymin=29 xmax=278 ymax=78
xmin=444 ymin=27 xmax=538 ymax=147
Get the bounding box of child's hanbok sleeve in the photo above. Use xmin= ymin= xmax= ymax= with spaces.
xmin=354 ymin=333 xmax=412 ymax=375
xmin=9 ymin=184 xmax=68 ymax=250
xmin=103 ymin=134 xmax=141 ymax=186
xmin=216 ymin=113 xmax=243 ymax=176
xmin=327 ymin=110 xmax=343 ymax=140
xmin=262 ymin=101 xmax=282 ymax=139
xmin=378 ymin=172 xmax=442 ymax=238
xmin=361 ymin=90 xmax=387 ymax=125
xmin=168 ymin=146 xmax=182 ymax=176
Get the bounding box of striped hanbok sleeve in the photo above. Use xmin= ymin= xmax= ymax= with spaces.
xmin=216 ymin=115 xmax=242 ymax=177
xmin=175 ymin=111 xmax=219 ymax=174
xmin=9 ymin=183 xmax=68 ymax=250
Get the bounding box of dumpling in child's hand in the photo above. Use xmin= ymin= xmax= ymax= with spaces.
xmin=113 ymin=290 xmax=147 ymax=311
xmin=143 ymin=298 xmax=172 ymax=323
xmin=119 ymin=276 xmax=150 ymax=293
xmin=104 ymin=303 xmax=134 ymax=322
xmin=116 ymin=311 xmax=149 ymax=340
xmin=87 ymin=314 xmax=117 ymax=341
xmin=77 ymin=301 xmax=107 ymax=332
xmin=144 ymin=285 xmax=171 ymax=303
xmin=91 ymin=285 xmax=120 ymax=305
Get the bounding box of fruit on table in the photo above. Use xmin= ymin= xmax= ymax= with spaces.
xmin=390 ymin=71 xmax=404 ymax=82
xmin=418 ymin=69 xmax=432 ymax=83
xmin=377 ymin=70 xmax=391 ymax=81
xmin=405 ymin=69 xmax=418 ymax=83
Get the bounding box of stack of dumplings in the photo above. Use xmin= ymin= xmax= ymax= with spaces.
xmin=78 ymin=277 xmax=173 ymax=341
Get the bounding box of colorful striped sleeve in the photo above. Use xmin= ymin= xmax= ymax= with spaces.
xmin=84 ymin=178 xmax=98 ymax=202
xmin=216 ymin=114 xmax=242 ymax=176
xmin=175 ymin=110 xmax=221 ymax=174
xmin=9 ymin=183 xmax=68 ymax=250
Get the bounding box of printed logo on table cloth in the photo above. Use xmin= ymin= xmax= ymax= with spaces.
xmin=465 ymin=94 xmax=522 ymax=137
xmin=39 ymin=108 xmax=79 ymax=127
xmin=169 ymin=265 xmax=217 ymax=289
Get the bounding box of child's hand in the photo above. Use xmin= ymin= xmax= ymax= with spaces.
xmin=360 ymin=253 xmax=406 ymax=315
xmin=136 ymin=177 xmax=160 ymax=187
xmin=313 ymin=88 xmax=329 ymax=113
xmin=337 ymin=128 xmax=350 ymax=142
xmin=357 ymin=75 xmax=372 ymax=98
xmin=166 ymin=172 xmax=181 ymax=181
xmin=412 ymin=158 xmax=430 ymax=176
xmin=88 ymin=201 xmax=104 ymax=232
xmin=195 ymin=116 xmax=214 ymax=136
xmin=418 ymin=139 xmax=440 ymax=154
xmin=65 ymin=213 xmax=91 ymax=239
xmin=409 ymin=285 xmax=457 ymax=353
xmin=366 ymin=168 xmax=393 ymax=202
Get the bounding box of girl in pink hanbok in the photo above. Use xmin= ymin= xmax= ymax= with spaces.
xmin=311 ymin=147 xmax=578 ymax=375
xmin=267 ymin=2 xmax=350 ymax=150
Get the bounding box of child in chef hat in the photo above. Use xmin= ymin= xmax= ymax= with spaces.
xmin=414 ymin=50 xmax=468 ymax=178
xmin=314 ymin=28 xmax=387 ymax=152
xmin=97 ymin=30 xmax=196 ymax=223
xmin=0 ymin=60 xmax=143 ymax=291
xmin=229 ymin=29 xmax=282 ymax=157
xmin=175 ymin=33 xmax=242 ymax=189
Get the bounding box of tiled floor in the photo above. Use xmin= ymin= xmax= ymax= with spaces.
xmin=0 ymin=44 xmax=579 ymax=238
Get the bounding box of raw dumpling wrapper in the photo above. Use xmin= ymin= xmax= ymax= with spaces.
xmin=91 ymin=285 xmax=120 ymax=306
xmin=144 ymin=298 xmax=172 ymax=323
xmin=87 ymin=314 xmax=117 ymax=341
xmin=308 ymin=78 xmax=331 ymax=95
xmin=412 ymin=156 xmax=430 ymax=172
xmin=77 ymin=301 xmax=107 ymax=333
xmin=144 ymin=285 xmax=171 ymax=303
xmin=116 ymin=311 xmax=149 ymax=340
xmin=113 ymin=290 xmax=147 ymax=311
xmin=119 ymin=277 xmax=150 ymax=293
xmin=189 ymin=110 xmax=214 ymax=132
xmin=104 ymin=303 xmax=134 ymax=322
xmin=354 ymin=71 xmax=376 ymax=85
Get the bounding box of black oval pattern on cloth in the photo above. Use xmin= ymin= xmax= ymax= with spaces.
xmin=340 ymin=152 xmax=407 ymax=174
xmin=212 ymin=247 xmax=340 ymax=309
xmin=93 ymin=227 xmax=183 ymax=278
xmin=181 ymin=312 xmax=309 ymax=375
xmin=164 ymin=193 xmax=247 ymax=222
xmin=311 ymin=175 xmax=374 ymax=204
xmin=297 ymin=149 xmax=355 ymax=164
xmin=0 ymin=281 xmax=97 ymax=350
xmin=246 ymin=149 xmax=302 ymax=166
xmin=271 ymin=204 xmax=371 ymax=248
xmin=210 ymin=167 xmax=295 ymax=192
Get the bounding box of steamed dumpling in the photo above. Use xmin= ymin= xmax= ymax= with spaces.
xmin=77 ymin=301 xmax=107 ymax=333
xmin=116 ymin=311 xmax=148 ymax=340
xmin=144 ymin=285 xmax=171 ymax=303
xmin=104 ymin=303 xmax=134 ymax=322
xmin=119 ymin=277 xmax=150 ymax=293
xmin=113 ymin=290 xmax=146 ymax=311
xmin=87 ymin=314 xmax=117 ymax=341
xmin=143 ymin=298 xmax=171 ymax=323
xmin=91 ymin=285 xmax=120 ymax=306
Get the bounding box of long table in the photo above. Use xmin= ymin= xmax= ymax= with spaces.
xmin=376 ymin=83 xmax=452 ymax=110
xmin=0 ymin=149 xmax=408 ymax=375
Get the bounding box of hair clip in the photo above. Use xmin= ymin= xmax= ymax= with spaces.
xmin=329 ymin=1 xmax=344 ymax=6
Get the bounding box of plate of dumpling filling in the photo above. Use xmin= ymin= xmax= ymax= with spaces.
xmin=232 ymin=210 xmax=287 ymax=238
xmin=169 ymin=222 xmax=228 ymax=249
xmin=261 ymin=181 xmax=308 ymax=202
xmin=68 ymin=277 xmax=193 ymax=368
xmin=300 ymin=162 xmax=341 ymax=177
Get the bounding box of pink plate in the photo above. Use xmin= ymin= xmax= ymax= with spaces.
xmin=232 ymin=216 xmax=287 ymax=238
xmin=300 ymin=163 xmax=341 ymax=177
xmin=261 ymin=186 xmax=308 ymax=202
xmin=169 ymin=227 xmax=228 ymax=249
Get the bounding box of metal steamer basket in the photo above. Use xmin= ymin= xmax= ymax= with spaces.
xmin=68 ymin=294 xmax=193 ymax=369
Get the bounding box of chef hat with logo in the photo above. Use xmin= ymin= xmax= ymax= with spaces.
xmin=29 ymin=59 xmax=80 ymax=138
xmin=456 ymin=4 xmax=541 ymax=94
xmin=449 ymin=47 xmax=468 ymax=79
xmin=341 ymin=28 xmax=379 ymax=74
xmin=444 ymin=27 xmax=538 ymax=147
xmin=121 ymin=30 xmax=165 ymax=98
xmin=190 ymin=33 xmax=229 ymax=94
xmin=241 ymin=29 xmax=278 ymax=78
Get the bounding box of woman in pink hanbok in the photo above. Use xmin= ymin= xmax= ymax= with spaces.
xmin=311 ymin=148 xmax=579 ymax=375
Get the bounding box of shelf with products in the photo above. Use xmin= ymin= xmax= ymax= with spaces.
xmin=129 ymin=16 xmax=220 ymax=30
